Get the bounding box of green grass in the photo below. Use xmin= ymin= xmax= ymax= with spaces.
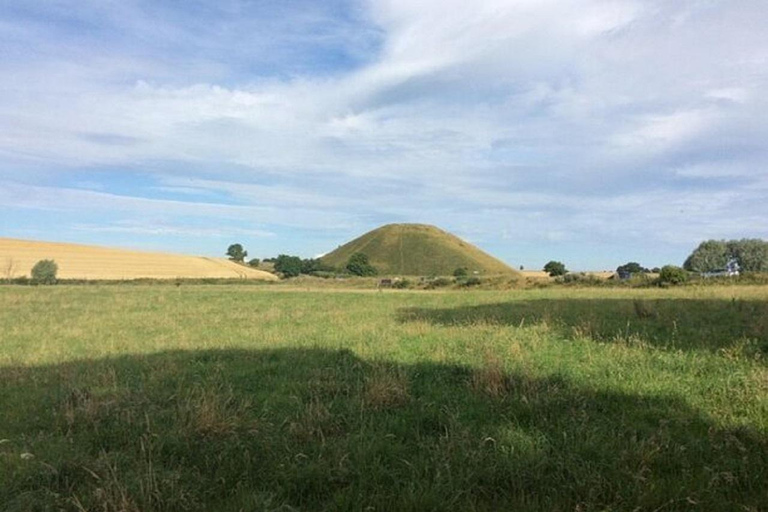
xmin=320 ymin=223 xmax=518 ymax=276
xmin=1 ymin=285 xmax=767 ymax=511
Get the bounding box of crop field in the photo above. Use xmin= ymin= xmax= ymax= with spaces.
xmin=1 ymin=285 xmax=767 ymax=511
xmin=0 ymin=238 xmax=277 ymax=281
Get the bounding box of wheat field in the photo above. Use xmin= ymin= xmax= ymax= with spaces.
xmin=0 ymin=238 xmax=277 ymax=281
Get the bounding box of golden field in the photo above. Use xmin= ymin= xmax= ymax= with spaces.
xmin=0 ymin=238 xmax=278 ymax=281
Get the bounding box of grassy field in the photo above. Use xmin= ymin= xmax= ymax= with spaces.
xmin=1 ymin=285 xmax=767 ymax=511
xmin=0 ymin=238 xmax=277 ymax=281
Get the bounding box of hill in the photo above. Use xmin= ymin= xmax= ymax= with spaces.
xmin=0 ymin=238 xmax=278 ymax=281
xmin=320 ymin=224 xmax=518 ymax=276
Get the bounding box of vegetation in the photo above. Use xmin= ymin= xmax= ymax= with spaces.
xmin=247 ymin=258 xmax=260 ymax=268
xmin=616 ymin=262 xmax=649 ymax=275
xmin=320 ymin=224 xmax=518 ymax=276
xmin=346 ymin=252 xmax=377 ymax=276
xmin=453 ymin=267 xmax=468 ymax=277
xmin=0 ymin=285 xmax=766 ymax=511
xmin=30 ymin=259 xmax=58 ymax=284
xmin=226 ymin=243 xmax=248 ymax=263
xmin=543 ymin=260 xmax=567 ymax=277
xmin=273 ymin=254 xmax=303 ymax=278
xmin=659 ymin=265 xmax=688 ymax=285
xmin=685 ymin=239 xmax=768 ymax=272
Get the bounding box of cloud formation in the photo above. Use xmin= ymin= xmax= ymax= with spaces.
xmin=1 ymin=0 xmax=766 ymax=268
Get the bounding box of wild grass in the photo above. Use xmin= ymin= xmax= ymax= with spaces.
xmin=1 ymin=285 xmax=767 ymax=511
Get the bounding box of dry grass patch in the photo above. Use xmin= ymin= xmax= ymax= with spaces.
xmin=362 ymin=365 xmax=410 ymax=410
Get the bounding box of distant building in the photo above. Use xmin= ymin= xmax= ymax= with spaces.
xmin=702 ymin=258 xmax=740 ymax=278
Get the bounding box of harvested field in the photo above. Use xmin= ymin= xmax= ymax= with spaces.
xmin=0 ymin=238 xmax=277 ymax=281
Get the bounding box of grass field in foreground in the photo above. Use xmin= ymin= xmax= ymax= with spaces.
xmin=1 ymin=285 xmax=767 ymax=511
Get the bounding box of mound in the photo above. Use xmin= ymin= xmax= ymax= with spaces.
xmin=0 ymin=238 xmax=278 ymax=281
xmin=320 ymin=224 xmax=518 ymax=276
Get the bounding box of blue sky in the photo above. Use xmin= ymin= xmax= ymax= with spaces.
xmin=1 ymin=0 xmax=767 ymax=270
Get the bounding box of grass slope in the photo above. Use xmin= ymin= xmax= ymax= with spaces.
xmin=0 ymin=238 xmax=277 ymax=281
xmin=1 ymin=285 xmax=767 ymax=511
xmin=321 ymin=223 xmax=518 ymax=276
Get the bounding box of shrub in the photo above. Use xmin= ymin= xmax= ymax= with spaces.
xmin=31 ymin=259 xmax=58 ymax=285
xmin=659 ymin=265 xmax=688 ymax=285
xmin=392 ymin=279 xmax=411 ymax=289
xmin=346 ymin=253 xmax=377 ymax=277
xmin=247 ymin=258 xmax=260 ymax=268
xmin=460 ymin=276 xmax=482 ymax=287
xmin=453 ymin=267 xmax=468 ymax=278
xmin=274 ymin=255 xmax=303 ymax=278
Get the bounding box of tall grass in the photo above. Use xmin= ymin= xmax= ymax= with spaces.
xmin=1 ymin=285 xmax=766 ymax=510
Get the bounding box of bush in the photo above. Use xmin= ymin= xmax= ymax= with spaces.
xmin=274 ymin=255 xmax=303 ymax=278
xmin=425 ymin=277 xmax=452 ymax=289
xmin=392 ymin=279 xmax=411 ymax=289
xmin=659 ymin=265 xmax=688 ymax=285
xmin=459 ymin=276 xmax=482 ymax=287
xmin=453 ymin=267 xmax=468 ymax=278
xmin=247 ymin=258 xmax=260 ymax=268
xmin=31 ymin=259 xmax=58 ymax=285
xmin=346 ymin=253 xmax=377 ymax=277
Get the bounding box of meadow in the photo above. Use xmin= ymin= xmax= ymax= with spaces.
xmin=1 ymin=284 xmax=767 ymax=511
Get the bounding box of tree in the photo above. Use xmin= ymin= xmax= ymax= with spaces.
xmin=273 ymin=254 xmax=302 ymax=278
xmin=453 ymin=267 xmax=468 ymax=278
xmin=247 ymin=258 xmax=261 ymax=268
xmin=543 ymin=261 xmax=567 ymax=277
xmin=684 ymin=239 xmax=768 ymax=272
xmin=684 ymin=240 xmax=729 ymax=272
xmin=31 ymin=259 xmax=58 ymax=285
xmin=616 ymin=262 xmax=648 ymax=275
xmin=659 ymin=265 xmax=688 ymax=285
xmin=346 ymin=253 xmax=377 ymax=276
xmin=226 ymin=243 xmax=248 ymax=263
xmin=727 ymin=239 xmax=768 ymax=272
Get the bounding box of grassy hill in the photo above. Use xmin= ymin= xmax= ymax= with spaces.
xmin=0 ymin=238 xmax=278 ymax=281
xmin=320 ymin=224 xmax=518 ymax=276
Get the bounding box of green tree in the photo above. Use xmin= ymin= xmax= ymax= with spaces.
xmin=346 ymin=253 xmax=377 ymax=276
xmin=543 ymin=261 xmax=567 ymax=277
xmin=453 ymin=267 xmax=468 ymax=278
xmin=616 ymin=262 xmax=648 ymax=275
xmin=727 ymin=239 xmax=768 ymax=272
xmin=683 ymin=240 xmax=728 ymax=272
xmin=274 ymin=255 xmax=303 ymax=278
xmin=226 ymin=243 xmax=248 ymax=263
xmin=247 ymin=258 xmax=260 ymax=268
xmin=31 ymin=259 xmax=58 ymax=285
xmin=659 ymin=265 xmax=688 ymax=285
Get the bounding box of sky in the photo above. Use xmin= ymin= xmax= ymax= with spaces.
xmin=1 ymin=0 xmax=767 ymax=271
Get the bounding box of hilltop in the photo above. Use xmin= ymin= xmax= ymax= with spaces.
xmin=320 ymin=224 xmax=518 ymax=276
xmin=0 ymin=238 xmax=278 ymax=281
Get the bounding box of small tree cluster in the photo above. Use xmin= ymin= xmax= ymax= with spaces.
xmin=273 ymin=254 xmax=303 ymax=278
xmin=346 ymin=253 xmax=377 ymax=276
xmin=684 ymin=239 xmax=768 ymax=272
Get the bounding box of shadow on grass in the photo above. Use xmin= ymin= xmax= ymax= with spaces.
xmin=398 ymin=299 xmax=768 ymax=354
xmin=1 ymin=348 xmax=766 ymax=511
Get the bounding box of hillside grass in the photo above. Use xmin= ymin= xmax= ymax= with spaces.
xmin=1 ymin=285 xmax=767 ymax=511
xmin=320 ymin=223 xmax=518 ymax=276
